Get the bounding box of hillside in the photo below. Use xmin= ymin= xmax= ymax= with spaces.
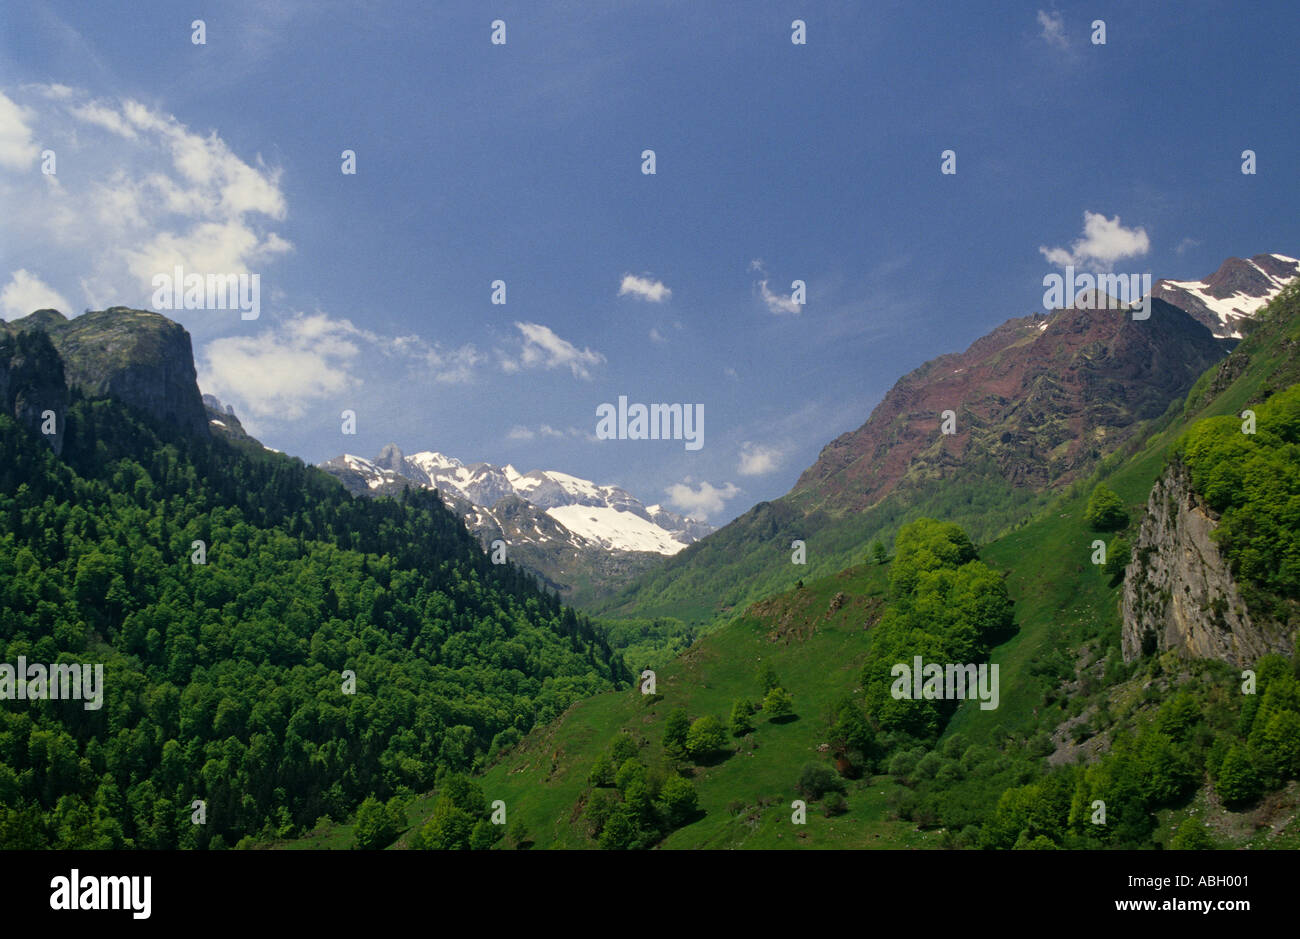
xmin=0 ymin=307 xmax=629 ymax=849
xmin=599 ymin=261 xmax=1270 ymax=625
xmin=330 ymin=281 xmax=1300 ymax=851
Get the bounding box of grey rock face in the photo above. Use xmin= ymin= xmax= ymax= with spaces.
xmin=8 ymin=307 xmax=208 ymax=437
xmin=1122 ymin=460 xmax=1291 ymax=666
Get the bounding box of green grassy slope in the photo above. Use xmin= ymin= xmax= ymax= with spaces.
xmin=284 ymin=284 xmax=1300 ymax=850
xmin=474 ymin=562 xmax=950 ymax=849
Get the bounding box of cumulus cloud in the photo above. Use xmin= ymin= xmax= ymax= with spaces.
xmin=200 ymin=312 xmax=481 ymax=423
xmin=199 ymin=314 xmax=361 ymax=421
xmin=501 ymin=321 xmax=604 ymax=380
xmin=0 ymin=270 xmax=72 ymax=320
xmin=737 ymin=441 xmax=783 ymax=476
xmin=0 ymin=85 xmax=291 ymax=315
xmin=619 ymin=273 xmax=671 ymax=303
xmin=664 ymin=479 xmax=741 ymax=521
xmin=0 ymin=91 xmax=38 ymax=170
xmin=1039 ymin=211 xmax=1150 ymax=273
xmin=1037 ymin=10 xmax=1067 ymax=48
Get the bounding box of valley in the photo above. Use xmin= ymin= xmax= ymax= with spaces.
xmin=2 ymin=257 xmax=1298 ymax=855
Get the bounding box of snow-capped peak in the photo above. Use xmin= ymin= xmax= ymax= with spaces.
xmin=1151 ymin=253 xmax=1299 ymax=338
xmin=319 ymin=446 xmax=713 ymax=556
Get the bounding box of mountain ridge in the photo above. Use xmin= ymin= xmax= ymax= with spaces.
xmin=599 ymin=254 xmax=1297 ymax=623
xmin=319 ymin=444 xmax=714 ymax=605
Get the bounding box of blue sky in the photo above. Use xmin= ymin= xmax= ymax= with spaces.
xmin=2 ymin=1 xmax=1297 ymax=524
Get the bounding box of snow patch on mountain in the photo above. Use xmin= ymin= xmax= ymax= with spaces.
xmin=1152 ymin=253 xmax=1298 ymax=338
xmin=547 ymin=504 xmax=689 ymax=554
xmin=320 ymin=444 xmax=711 ymax=556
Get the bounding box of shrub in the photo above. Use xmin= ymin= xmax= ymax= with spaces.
xmin=685 ymin=716 xmax=727 ymax=760
xmin=763 ymin=686 xmax=795 ymax=721
xmin=655 ymin=775 xmax=699 ymax=828
xmin=797 ymin=762 xmax=843 ymax=800
xmin=729 ymin=698 xmax=755 ymax=737
xmin=1084 ymin=484 xmax=1128 ymax=532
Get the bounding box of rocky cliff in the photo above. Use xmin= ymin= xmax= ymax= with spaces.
xmin=4 ymin=307 xmax=209 ymax=437
xmin=0 ymin=327 xmax=70 ymax=454
xmin=1122 ymin=459 xmax=1291 ymax=666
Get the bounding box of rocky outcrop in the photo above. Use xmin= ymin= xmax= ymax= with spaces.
xmin=0 ymin=328 xmax=70 ymax=454
xmin=1122 ymin=460 xmax=1291 ymax=666
xmin=202 ymin=392 xmax=255 ymax=443
xmin=6 ymin=307 xmax=209 ymax=437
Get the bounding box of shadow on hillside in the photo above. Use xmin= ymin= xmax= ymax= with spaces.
xmin=680 ymin=807 xmax=707 ymax=827
xmin=694 ymin=749 xmax=735 ymax=768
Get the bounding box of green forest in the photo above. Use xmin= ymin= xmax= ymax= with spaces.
xmin=0 ymin=384 xmax=629 ymax=848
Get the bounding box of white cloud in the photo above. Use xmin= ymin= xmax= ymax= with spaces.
xmin=1039 ymin=211 xmax=1150 ymax=273
xmin=1175 ymin=237 xmax=1201 ymax=257
xmin=619 ymin=273 xmax=672 ymax=303
xmin=0 ymin=85 xmax=291 ymax=314
xmin=750 ymin=261 xmax=801 ymax=314
xmin=664 ymin=479 xmax=741 ymax=521
xmin=737 ymin=441 xmax=783 ymax=476
xmin=385 ymin=332 xmax=483 ymax=384
xmin=1037 ymin=10 xmax=1067 ymax=48
xmin=0 ymin=270 xmax=72 ymax=320
xmin=649 ymin=327 xmax=666 ymax=344
xmin=758 ymin=279 xmax=802 ymax=315
xmin=0 ymin=91 xmax=38 ymax=170
xmin=199 ymin=313 xmax=361 ymax=421
xmin=200 ymin=311 xmax=482 ymax=424
xmin=507 ymin=424 xmax=579 ymax=442
xmin=69 ymin=101 xmax=137 ymax=139
xmin=502 ymin=321 xmax=605 ymax=380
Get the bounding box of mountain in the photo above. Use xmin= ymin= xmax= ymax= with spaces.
xmin=788 ymin=298 xmax=1225 ymax=516
xmin=201 ymin=392 xmax=257 ymax=445
xmin=0 ymin=304 xmax=629 ymax=849
xmin=601 ymin=261 xmax=1275 ymax=623
xmin=4 ymin=306 xmax=209 ymax=436
xmin=319 ymin=445 xmax=712 ymax=605
xmin=352 ymin=278 xmax=1300 ymax=854
xmin=1150 ymin=253 xmax=1299 ymax=338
